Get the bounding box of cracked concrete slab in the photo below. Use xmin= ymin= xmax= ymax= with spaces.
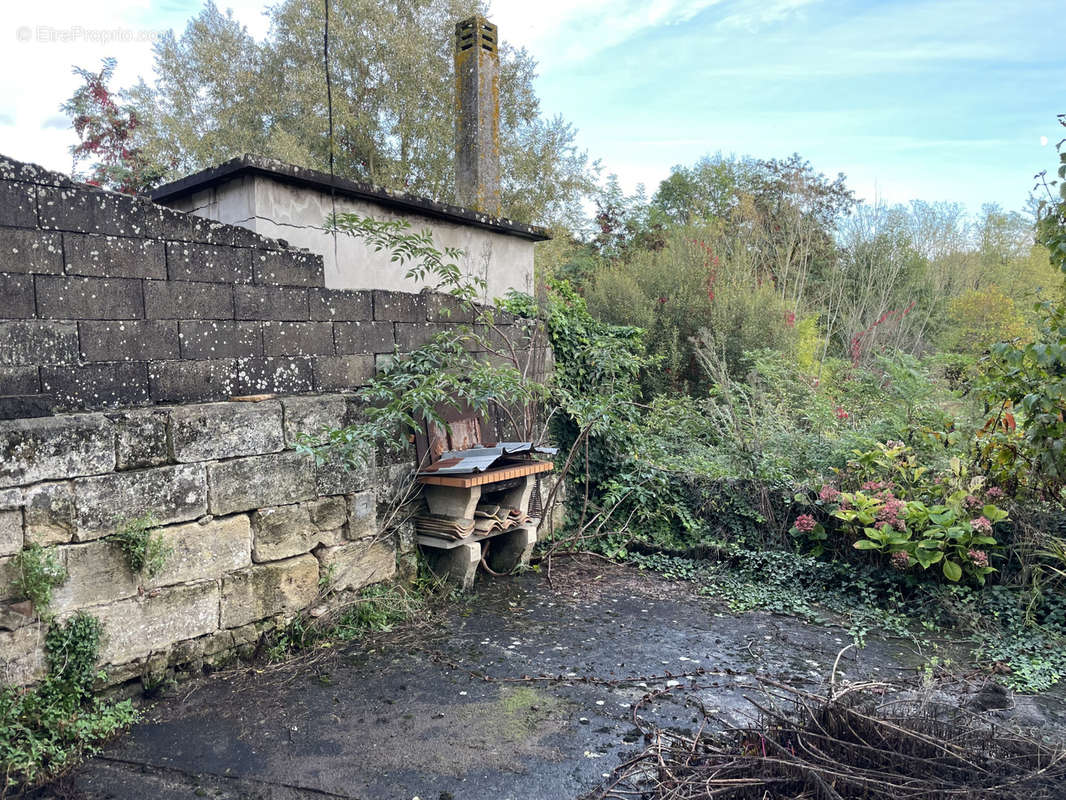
xmin=49 ymin=560 xmax=1066 ymax=800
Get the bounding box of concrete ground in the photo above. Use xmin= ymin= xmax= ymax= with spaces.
xmin=48 ymin=559 xmax=1066 ymax=800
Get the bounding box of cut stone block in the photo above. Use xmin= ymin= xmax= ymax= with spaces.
xmin=346 ymin=491 xmax=377 ymax=540
xmin=280 ymin=395 xmax=348 ymax=446
xmin=423 ymin=540 xmax=480 ymax=591
xmin=307 ymin=497 xmax=347 ymax=532
xmin=207 ymin=451 xmax=316 ymax=516
xmin=22 ymin=481 xmax=76 ymax=545
xmin=111 ymin=408 xmax=170 ymax=470
xmin=314 ymin=539 xmax=396 ymax=592
xmin=74 ymin=463 xmax=208 ymax=540
xmin=0 ymin=624 xmax=46 ymax=685
xmin=0 ymin=556 xmax=18 ymax=603
xmin=147 ymin=515 xmax=252 ymax=588
xmin=315 ymin=451 xmax=373 ymax=496
xmin=220 ymin=554 xmax=319 ymax=629
xmin=0 ymin=414 xmax=114 ymax=488
xmin=52 ymin=540 xmax=139 ymax=613
xmin=170 ymin=401 xmax=284 ymax=462
xmin=251 ymin=504 xmax=315 ymax=563
xmin=90 ymin=580 xmax=220 ymax=664
xmin=0 ymin=508 xmax=20 ymax=557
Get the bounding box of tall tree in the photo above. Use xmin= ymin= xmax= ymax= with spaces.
xmin=129 ymin=0 xmax=595 ymax=227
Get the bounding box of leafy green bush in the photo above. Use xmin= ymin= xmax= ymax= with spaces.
xmin=11 ymin=545 xmax=67 ymax=620
xmin=1 ymin=613 xmax=138 ymax=791
xmin=109 ymin=514 xmax=170 ymax=578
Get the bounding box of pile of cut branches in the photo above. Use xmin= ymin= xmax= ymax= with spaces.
xmin=589 ymin=678 xmax=1066 ymax=799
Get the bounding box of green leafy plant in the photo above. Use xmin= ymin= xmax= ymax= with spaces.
xmin=11 ymin=545 xmax=67 ymax=620
xmin=0 ymin=613 xmax=138 ymax=792
xmin=109 ymin=514 xmax=170 ymax=578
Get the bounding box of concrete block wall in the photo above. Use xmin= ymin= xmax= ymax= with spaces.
xmin=0 ymin=394 xmax=404 ymax=687
xmin=0 ymin=153 xmax=522 ymax=417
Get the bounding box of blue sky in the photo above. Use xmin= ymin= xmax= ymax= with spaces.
xmin=2 ymin=0 xmax=1063 ymax=215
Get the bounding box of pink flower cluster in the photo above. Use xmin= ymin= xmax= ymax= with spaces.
xmin=835 ymin=406 xmax=849 ymax=420
xmin=890 ymin=551 xmax=912 ymax=570
xmin=968 ymin=549 xmax=989 ymax=568
xmin=970 ymin=516 xmax=993 ymax=534
xmin=793 ymin=514 xmax=817 ymax=533
xmin=818 ymin=485 xmax=840 ymax=503
xmin=986 ymin=486 xmax=1005 ymax=500
xmin=876 ymin=497 xmax=906 ymax=531
xmin=964 ymin=494 xmax=982 ymax=511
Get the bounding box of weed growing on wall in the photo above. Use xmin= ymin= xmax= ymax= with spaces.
xmin=0 ymin=613 xmax=138 ymax=793
xmin=108 ymin=514 xmax=171 ymax=578
xmin=11 ymin=545 xmax=67 ymax=621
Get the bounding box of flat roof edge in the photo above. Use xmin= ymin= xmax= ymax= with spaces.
xmin=150 ymin=156 xmax=551 ymax=242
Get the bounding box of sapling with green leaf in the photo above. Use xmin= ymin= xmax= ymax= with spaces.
xmin=109 ymin=514 xmax=171 ymax=578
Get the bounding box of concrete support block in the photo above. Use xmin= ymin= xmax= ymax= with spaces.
xmin=170 ymin=401 xmax=284 ymax=462
xmin=490 ymin=474 xmax=536 ymax=516
xmin=90 ymin=580 xmax=220 ymax=664
xmin=484 ymin=524 xmax=536 ymax=573
xmin=314 ymin=539 xmax=396 ymax=592
xmin=0 ymin=414 xmax=115 ymax=487
xmin=423 ymin=540 xmax=480 ymax=591
xmin=220 ymin=554 xmax=319 ymax=629
xmin=423 ymin=484 xmax=482 ymax=518
xmin=74 ymin=463 xmax=208 ymax=540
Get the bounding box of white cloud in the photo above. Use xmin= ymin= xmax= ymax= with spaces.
xmin=0 ymin=0 xmax=270 ymax=174
xmin=490 ymin=0 xmax=729 ymax=65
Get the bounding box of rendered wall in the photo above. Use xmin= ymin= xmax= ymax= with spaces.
xmin=164 ymin=173 xmax=536 ymax=301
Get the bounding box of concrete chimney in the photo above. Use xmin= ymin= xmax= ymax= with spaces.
xmin=454 ymin=15 xmax=501 ymax=216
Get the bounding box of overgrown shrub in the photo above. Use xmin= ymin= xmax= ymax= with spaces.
xmin=109 ymin=514 xmax=170 ymax=577
xmin=0 ymin=613 xmax=138 ymax=792
xmin=11 ymin=545 xmax=67 ymax=620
